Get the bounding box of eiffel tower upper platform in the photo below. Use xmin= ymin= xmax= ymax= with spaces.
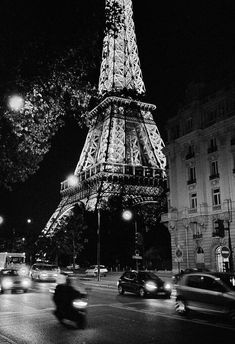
xmin=42 ymin=0 xmax=166 ymax=236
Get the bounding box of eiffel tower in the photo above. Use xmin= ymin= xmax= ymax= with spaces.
xmin=42 ymin=0 xmax=166 ymax=236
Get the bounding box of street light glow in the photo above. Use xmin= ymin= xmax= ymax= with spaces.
xmin=67 ymin=174 xmax=79 ymax=187
xmin=27 ymin=218 xmax=32 ymax=224
xmin=122 ymin=210 xmax=133 ymax=221
xmin=8 ymin=95 xmax=24 ymax=112
xmin=0 ymin=216 xmax=4 ymax=225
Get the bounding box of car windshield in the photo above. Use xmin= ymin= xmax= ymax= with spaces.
xmin=35 ymin=265 xmax=58 ymax=271
xmin=138 ymin=272 xmax=162 ymax=282
xmin=217 ymin=274 xmax=235 ymax=290
xmin=1 ymin=269 xmax=19 ymax=276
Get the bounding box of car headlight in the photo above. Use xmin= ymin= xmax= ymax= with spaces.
xmin=22 ymin=279 xmax=31 ymax=288
xmin=72 ymin=299 xmax=88 ymax=309
xmin=164 ymin=282 xmax=172 ymax=291
xmin=40 ymin=273 xmax=48 ymax=278
xmin=145 ymin=281 xmax=158 ymax=291
xmin=19 ymin=267 xmax=29 ymax=276
xmin=2 ymin=278 xmax=13 ymax=289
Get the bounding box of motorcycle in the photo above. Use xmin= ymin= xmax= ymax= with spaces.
xmin=51 ymin=276 xmax=88 ymax=329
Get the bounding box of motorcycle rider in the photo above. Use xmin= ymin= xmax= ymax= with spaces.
xmin=53 ymin=275 xmax=87 ymax=326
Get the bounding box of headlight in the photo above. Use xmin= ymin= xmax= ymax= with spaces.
xmin=19 ymin=267 xmax=29 ymax=276
xmin=164 ymin=282 xmax=172 ymax=291
xmin=145 ymin=281 xmax=157 ymax=291
xmin=22 ymin=279 xmax=31 ymax=288
xmin=40 ymin=273 xmax=48 ymax=278
xmin=2 ymin=278 xmax=13 ymax=289
xmin=72 ymin=299 xmax=88 ymax=309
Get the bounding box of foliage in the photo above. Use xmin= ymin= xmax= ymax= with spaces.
xmin=36 ymin=204 xmax=86 ymax=265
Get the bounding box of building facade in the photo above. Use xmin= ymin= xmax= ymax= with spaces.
xmin=162 ymin=81 xmax=235 ymax=273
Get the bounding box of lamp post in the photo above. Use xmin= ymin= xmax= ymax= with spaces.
xmin=122 ymin=209 xmax=139 ymax=271
xmin=97 ymin=208 xmax=101 ymax=281
xmin=225 ymin=199 xmax=234 ymax=272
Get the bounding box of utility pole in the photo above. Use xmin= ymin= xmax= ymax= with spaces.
xmin=97 ymin=208 xmax=101 ymax=281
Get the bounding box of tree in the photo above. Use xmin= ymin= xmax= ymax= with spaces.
xmin=0 ymin=1 xmax=103 ymax=189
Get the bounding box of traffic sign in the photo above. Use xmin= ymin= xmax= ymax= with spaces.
xmin=175 ymin=247 xmax=183 ymax=262
xmin=221 ymin=246 xmax=230 ymax=258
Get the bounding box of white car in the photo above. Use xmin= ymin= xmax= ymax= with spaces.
xmin=30 ymin=263 xmax=60 ymax=282
xmin=85 ymin=265 xmax=108 ymax=277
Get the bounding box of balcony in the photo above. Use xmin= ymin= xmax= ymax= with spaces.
xmin=209 ymin=173 xmax=220 ymax=180
xmin=193 ymin=233 xmax=203 ymax=239
xmin=187 ymin=179 xmax=196 ymax=185
xmin=185 ymin=152 xmax=195 ymax=160
xmin=207 ymin=146 xmax=217 ymax=154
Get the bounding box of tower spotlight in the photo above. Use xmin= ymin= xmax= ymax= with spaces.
xmin=122 ymin=210 xmax=133 ymax=221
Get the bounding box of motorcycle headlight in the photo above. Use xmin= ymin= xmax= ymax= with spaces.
xmin=72 ymin=299 xmax=88 ymax=309
xmin=164 ymin=282 xmax=172 ymax=291
xmin=145 ymin=281 xmax=157 ymax=291
xmin=2 ymin=278 xmax=13 ymax=289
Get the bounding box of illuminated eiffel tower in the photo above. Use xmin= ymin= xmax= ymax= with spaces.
xmin=43 ymin=0 xmax=166 ymax=236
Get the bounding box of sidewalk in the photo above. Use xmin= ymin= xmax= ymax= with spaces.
xmin=75 ymin=271 xmax=173 ymax=290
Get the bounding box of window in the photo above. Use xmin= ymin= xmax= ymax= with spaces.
xmin=213 ymin=220 xmax=224 ymax=237
xmin=190 ymin=193 xmax=197 ymax=209
xmin=210 ymin=160 xmax=219 ymax=179
xmin=190 ymin=222 xmax=202 ymax=239
xmin=185 ymin=117 xmax=193 ymax=133
xmin=208 ymin=138 xmax=217 ymax=153
xmin=188 ymin=166 xmax=196 ymax=183
xmin=212 ymin=188 xmax=221 ymax=206
xmin=186 ymin=144 xmax=195 ymax=160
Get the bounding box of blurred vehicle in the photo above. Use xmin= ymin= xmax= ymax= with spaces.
xmin=0 ymin=252 xmax=28 ymax=275
xmin=172 ymin=268 xmax=211 ymax=284
xmin=30 ymin=263 xmax=60 ymax=282
xmin=175 ymin=271 xmax=235 ymax=323
xmin=66 ymin=264 xmax=80 ymax=270
xmin=117 ymin=270 xmax=172 ymax=298
xmin=0 ymin=268 xmax=31 ymax=293
xmin=52 ymin=276 xmax=88 ymax=329
xmin=85 ymin=265 xmax=108 ymax=277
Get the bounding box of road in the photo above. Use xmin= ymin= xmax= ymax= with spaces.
xmin=0 ymin=281 xmax=234 ymax=344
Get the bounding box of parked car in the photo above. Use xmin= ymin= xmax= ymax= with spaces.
xmin=117 ymin=270 xmax=172 ymax=298
xmin=66 ymin=264 xmax=80 ymax=270
xmin=175 ymin=271 xmax=235 ymax=323
xmin=30 ymin=263 xmax=60 ymax=282
xmin=85 ymin=265 xmax=108 ymax=277
xmin=0 ymin=268 xmax=31 ymax=293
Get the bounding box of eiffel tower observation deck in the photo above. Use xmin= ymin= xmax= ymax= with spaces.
xmin=42 ymin=0 xmax=166 ymax=236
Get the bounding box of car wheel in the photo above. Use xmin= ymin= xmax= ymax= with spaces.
xmin=118 ymin=285 xmax=125 ymax=295
xmin=175 ymin=297 xmax=187 ymax=315
xmin=139 ymin=287 xmax=145 ymax=298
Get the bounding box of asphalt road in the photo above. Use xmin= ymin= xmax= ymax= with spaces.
xmin=0 ymin=281 xmax=234 ymax=344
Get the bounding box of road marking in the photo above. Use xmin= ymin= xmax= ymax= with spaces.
xmin=108 ymin=304 xmax=235 ymax=331
xmin=0 ymin=333 xmax=18 ymax=344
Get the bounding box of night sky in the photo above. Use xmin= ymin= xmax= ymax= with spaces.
xmin=0 ymin=0 xmax=235 ymax=237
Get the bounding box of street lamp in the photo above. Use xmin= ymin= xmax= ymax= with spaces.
xmin=122 ymin=209 xmax=140 ymax=271
xmin=67 ymin=174 xmax=79 ymax=187
xmin=225 ymin=199 xmax=234 ymax=272
xmin=8 ymin=94 xmax=24 ymax=112
xmin=0 ymin=216 xmax=4 ymax=225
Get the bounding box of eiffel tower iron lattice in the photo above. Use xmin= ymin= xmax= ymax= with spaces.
xmin=42 ymin=0 xmax=166 ymax=237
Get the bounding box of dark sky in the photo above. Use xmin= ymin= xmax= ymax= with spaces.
xmin=0 ymin=0 xmax=235 ymax=236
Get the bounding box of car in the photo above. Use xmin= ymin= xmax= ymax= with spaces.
xmin=0 ymin=268 xmax=31 ymax=293
xmin=85 ymin=265 xmax=108 ymax=277
xmin=66 ymin=264 xmax=80 ymax=270
xmin=117 ymin=270 xmax=172 ymax=298
xmin=175 ymin=271 xmax=235 ymax=323
xmin=172 ymin=268 xmax=211 ymax=284
xmin=30 ymin=263 xmax=60 ymax=282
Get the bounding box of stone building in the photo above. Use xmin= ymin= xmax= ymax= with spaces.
xmin=161 ymin=81 xmax=235 ymax=273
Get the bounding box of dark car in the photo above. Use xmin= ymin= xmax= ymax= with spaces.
xmin=175 ymin=271 xmax=235 ymax=323
xmin=172 ymin=268 xmax=211 ymax=284
xmin=117 ymin=270 xmax=172 ymax=298
xmin=0 ymin=269 xmax=31 ymax=293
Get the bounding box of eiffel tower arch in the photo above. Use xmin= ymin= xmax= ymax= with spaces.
xmin=42 ymin=0 xmax=166 ymax=237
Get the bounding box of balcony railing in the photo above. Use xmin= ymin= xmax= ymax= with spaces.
xmin=207 ymin=146 xmax=218 ymax=154
xmin=209 ymin=173 xmax=220 ymax=180
xmin=187 ymin=179 xmax=196 ymax=185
